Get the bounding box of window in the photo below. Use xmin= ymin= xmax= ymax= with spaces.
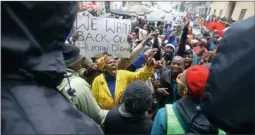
xmin=213 ymin=9 xmax=216 ymax=15
xmin=205 ymin=8 xmax=208 ymax=15
xmin=219 ymin=9 xmax=223 ymax=17
xmin=122 ymin=1 xmax=126 ymax=7
xmin=208 ymin=8 xmax=211 ymax=15
xmin=238 ymin=9 xmax=247 ymax=20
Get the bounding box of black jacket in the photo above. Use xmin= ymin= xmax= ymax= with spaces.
xmin=158 ymin=67 xmax=181 ymax=108
xmin=202 ymin=16 xmax=255 ymax=134
xmin=1 ymin=2 xmax=103 ymax=134
xmin=103 ymin=107 xmax=153 ymax=134
xmin=175 ymin=97 xmax=218 ymax=134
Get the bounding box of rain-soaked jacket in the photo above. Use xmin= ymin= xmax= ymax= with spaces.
xmin=1 ymin=2 xmax=103 ymax=134
xmin=202 ymin=16 xmax=255 ymax=134
xmin=57 ymin=68 xmax=109 ymax=124
xmin=92 ymin=65 xmax=155 ymax=110
xmin=151 ymin=97 xmax=218 ymax=134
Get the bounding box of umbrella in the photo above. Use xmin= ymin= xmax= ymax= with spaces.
xmin=126 ymin=5 xmax=150 ymax=15
xmin=164 ymin=13 xmax=174 ymax=22
xmin=205 ymin=22 xmax=226 ymax=37
xmin=157 ymin=3 xmax=173 ymax=13
xmin=110 ymin=8 xmax=132 ymax=17
xmin=99 ymin=13 xmax=112 ymax=18
xmin=147 ymin=8 xmax=166 ymax=21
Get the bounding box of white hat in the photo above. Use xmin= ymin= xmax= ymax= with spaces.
xmin=165 ymin=44 xmax=175 ymax=51
xmin=185 ymin=45 xmax=191 ymax=50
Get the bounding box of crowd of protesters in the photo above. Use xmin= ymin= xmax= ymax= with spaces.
xmin=2 ymin=2 xmax=255 ymax=135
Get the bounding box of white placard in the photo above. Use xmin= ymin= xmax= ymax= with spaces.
xmin=75 ymin=15 xmax=132 ymax=58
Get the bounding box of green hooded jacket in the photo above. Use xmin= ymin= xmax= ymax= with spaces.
xmin=57 ymin=68 xmax=109 ymax=124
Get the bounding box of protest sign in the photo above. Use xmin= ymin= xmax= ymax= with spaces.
xmin=75 ymin=15 xmax=132 ymax=58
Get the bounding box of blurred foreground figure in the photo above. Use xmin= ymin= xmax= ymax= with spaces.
xmin=202 ymin=16 xmax=255 ymax=134
xmin=1 ymin=2 xmax=103 ymax=134
xmin=103 ymin=81 xmax=154 ymax=134
xmin=151 ymin=65 xmax=219 ymax=134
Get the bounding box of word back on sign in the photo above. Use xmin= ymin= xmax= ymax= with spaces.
xmin=75 ymin=15 xmax=132 ymax=58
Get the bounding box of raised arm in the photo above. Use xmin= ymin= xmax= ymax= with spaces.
xmin=177 ymin=19 xmax=189 ymax=56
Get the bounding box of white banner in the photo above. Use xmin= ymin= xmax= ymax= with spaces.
xmin=75 ymin=15 xmax=132 ymax=58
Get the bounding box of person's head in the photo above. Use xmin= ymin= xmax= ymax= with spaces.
xmin=62 ymin=44 xmax=83 ymax=72
xmin=122 ymin=81 xmax=153 ymax=116
xmin=136 ymin=18 xmax=141 ymax=25
xmin=80 ymin=67 xmax=101 ymax=84
xmin=191 ymin=39 xmax=199 ymax=47
xmin=173 ymin=25 xmax=177 ymax=30
xmin=143 ymin=23 xmax=150 ymax=33
xmin=104 ymin=54 xmax=118 ymax=76
xmin=176 ymin=25 xmax=182 ymax=32
xmin=199 ymin=38 xmax=207 ymax=47
xmin=170 ymin=56 xmax=185 ymax=75
xmin=165 ymin=44 xmax=175 ymax=53
xmin=202 ymin=30 xmax=210 ymax=40
xmin=183 ymin=49 xmax=193 ymax=68
xmin=2 ymin=2 xmax=78 ymax=75
xmin=176 ymin=65 xmax=209 ymax=100
xmin=118 ymin=57 xmax=131 ymax=70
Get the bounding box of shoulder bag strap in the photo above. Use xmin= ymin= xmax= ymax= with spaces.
xmin=166 ymin=104 xmax=185 ymax=134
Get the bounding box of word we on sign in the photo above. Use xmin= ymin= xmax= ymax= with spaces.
xmin=75 ymin=15 xmax=132 ymax=58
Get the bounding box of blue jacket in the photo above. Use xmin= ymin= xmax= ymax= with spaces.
xmin=132 ymin=52 xmax=146 ymax=69
xmin=151 ymin=98 xmax=219 ymax=135
xmin=151 ymin=107 xmax=167 ymax=135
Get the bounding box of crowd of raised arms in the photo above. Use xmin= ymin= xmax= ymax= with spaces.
xmin=2 ymin=2 xmax=254 ymax=135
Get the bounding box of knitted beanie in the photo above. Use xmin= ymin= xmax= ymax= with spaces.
xmin=62 ymin=43 xmax=82 ymax=67
xmin=186 ymin=65 xmax=209 ymax=99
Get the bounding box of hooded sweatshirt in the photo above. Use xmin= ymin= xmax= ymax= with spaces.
xmin=202 ymin=16 xmax=255 ymax=134
xmin=1 ymin=2 xmax=103 ymax=134
xmin=57 ymin=68 xmax=109 ymax=124
xmin=151 ymin=97 xmax=218 ymax=135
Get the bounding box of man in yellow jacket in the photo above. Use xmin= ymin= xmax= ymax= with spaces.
xmin=92 ymin=49 xmax=162 ymax=110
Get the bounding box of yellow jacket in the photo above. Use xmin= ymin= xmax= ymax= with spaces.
xmin=92 ymin=65 xmax=155 ymax=110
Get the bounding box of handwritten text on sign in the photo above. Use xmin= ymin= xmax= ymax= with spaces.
xmin=75 ymin=15 xmax=132 ymax=57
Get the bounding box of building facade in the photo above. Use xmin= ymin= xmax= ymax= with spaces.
xmin=210 ymin=2 xmax=255 ymax=21
xmin=185 ymin=2 xmax=213 ymax=17
xmin=110 ymin=2 xmax=122 ymax=9
xmin=109 ymin=1 xmax=143 ymax=10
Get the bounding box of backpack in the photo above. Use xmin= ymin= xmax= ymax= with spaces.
xmin=166 ymin=104 xmax=226 ymax=134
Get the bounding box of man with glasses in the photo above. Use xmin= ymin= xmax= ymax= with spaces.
xmin=151 ymin=65 xmax=222 ymax=134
